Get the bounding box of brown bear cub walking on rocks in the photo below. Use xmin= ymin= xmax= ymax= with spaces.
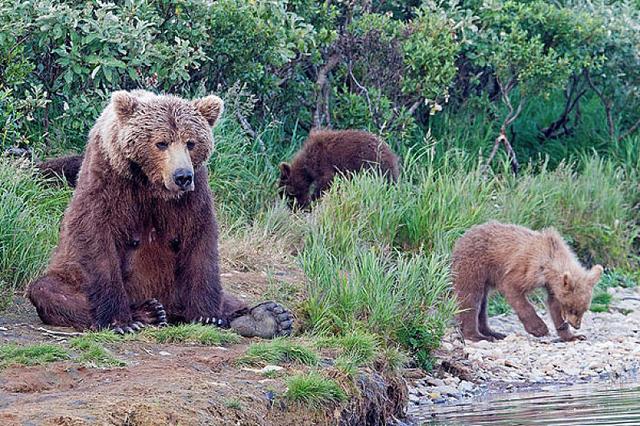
xmin=278 ymin=129 xmax=399 ymax=209
xmin=28 ymin=90 xmax=293 ymax=338
xmin=452 ymin=221 xmax=603 ymax=342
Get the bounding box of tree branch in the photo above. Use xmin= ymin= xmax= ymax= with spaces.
xmin=313 ymin=53 xmax=341 ymax=128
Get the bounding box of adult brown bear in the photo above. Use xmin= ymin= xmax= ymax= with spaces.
xmin=278 ymin=129 xmax=399 ymax=209
xmin=28 ymin=90 xmax=292 ymax=337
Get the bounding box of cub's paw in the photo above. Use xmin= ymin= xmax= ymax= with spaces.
xmin=229 ymin=301 xmax=294 ymax=339
xmin=526 ymin=321 xmax=549 ymax=338
xmin=191 ymin=316 xmax=229 ymax=328
xmin=559 ymin=333 xmax=587 ymax=342
xmin=132 ymin=298 xmax=168 ymax=327
xmin=488 ymin=331 xmax=507 ymax=340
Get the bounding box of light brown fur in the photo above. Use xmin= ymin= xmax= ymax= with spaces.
xmin=452 ymin=221 xmax=603 ymax=342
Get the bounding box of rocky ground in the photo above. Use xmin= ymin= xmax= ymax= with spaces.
xmin=406 ymin=286 xmax=640 ymax=418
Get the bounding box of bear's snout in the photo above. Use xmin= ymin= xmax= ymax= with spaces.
xmin=173 ymin=168 xmax=194 ymax=191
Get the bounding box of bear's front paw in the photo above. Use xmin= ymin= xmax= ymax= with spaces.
xmin=229 ymin=301 xmax=294 ymax=339
xmin=132 ymin=298 xmax=168 ymax=327
xmin=526 ymin=320 xmax=549 ymax=337
xmin=191 ymin=316 xmax=229 ymax=328
xmin=110 ymin=320 xmax=146 ymax=335
xmin=559 ymin=333 xmax=586 ymax=342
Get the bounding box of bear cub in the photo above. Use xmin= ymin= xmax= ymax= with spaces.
xmin=278 ymin=129 xmax=399 ymax=209
xmin=452 ymin=221 xmax=603 ymax=342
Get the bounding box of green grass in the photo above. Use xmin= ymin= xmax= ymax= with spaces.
xmin=69 ymin=337 xmax=126 ymax=367
xmin=316 ymin=331 xmax=379 ymax=374
xmin=0 ymin=343 xmax=69 ymax=368
xmin=285 ymin=372 xmax=347 ymax=408
xmin=238 ymin=338 xmax=319 ymax=366
xmin=141 ymin=324 xmax=241 ymax=346
xmin=0 ymin=159 xmax=70 ymax=307
xmin=224 ymin=399 xmax=242 ymax=410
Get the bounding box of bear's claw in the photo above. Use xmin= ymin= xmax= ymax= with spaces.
xmin=132 ymin=298 xmax=168 ymax=327
xmin=229 ymin=301 xmax=294 ymax=339
xmin=191 ymin=316 xmax=229 ymax=328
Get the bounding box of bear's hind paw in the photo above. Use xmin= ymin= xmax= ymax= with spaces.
xmin=229 ymin=301 xmax=294 ymax=339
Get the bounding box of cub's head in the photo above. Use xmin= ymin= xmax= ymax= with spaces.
xmin=555 ymin=264 xmax=603 ymax=329
xmin=278 ymin=162 xmax=310 ymax=209
xmin=104 ymin=90 xmax=223 ymax=197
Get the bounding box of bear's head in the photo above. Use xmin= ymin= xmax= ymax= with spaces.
xmin=101 ymin=90 xmax=223 ymax=197
xmin=554 ymin=264 xmax=603 ymax=329
xmin=278 ymin=162 xmax=311 ymax=209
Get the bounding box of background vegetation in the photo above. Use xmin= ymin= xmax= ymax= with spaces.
xmin=1 ymin=0 xmax=639 ymax=370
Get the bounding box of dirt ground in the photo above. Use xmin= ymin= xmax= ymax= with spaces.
xmin=0 ymin=268 xmax=339 ymax=426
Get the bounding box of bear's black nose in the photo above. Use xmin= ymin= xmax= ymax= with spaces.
xmin=173 ymin=168 xmax=193 ymax=190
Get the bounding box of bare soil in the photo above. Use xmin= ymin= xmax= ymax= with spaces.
xmin=0 ymin=268 xmax=341 ymax=426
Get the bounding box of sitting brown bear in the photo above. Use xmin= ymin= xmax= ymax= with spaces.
xmin=278 ymin=129 xmax=399 ymax=209
xmin=28 ymin=90 xmax=292 ymax=338
xmin=452 ymin=221 xmax=603 ymax=342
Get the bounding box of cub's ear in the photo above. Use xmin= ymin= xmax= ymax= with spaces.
xmin=193 ymin=95 xmax=224 ymax=127
xmin=112 ymin=91 xmax=139 ymax=120
xmin=563 ymin=271 xmax=573 ymax=291
xmin=279 ymin=162 xmax=291 ymax=181
xmin=590 ymin=264 xmax=604 ymax=286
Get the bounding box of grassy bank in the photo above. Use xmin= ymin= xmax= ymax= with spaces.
xmin=2 ymin=125 xmax=638 ymax=373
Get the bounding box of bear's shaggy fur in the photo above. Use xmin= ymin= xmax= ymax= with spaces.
xmin=37 ymin=154 xmax=84 ymax=187
xmin=278 ymin=129 xmax=399 ymax=209
xmin=452 ymin=221 xmax=603 ymax=342
xmin=28 ymin=90 xmax=292 ymax=337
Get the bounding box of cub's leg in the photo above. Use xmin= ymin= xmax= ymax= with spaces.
xmin=546 ymin=293 xmax=586 ymax=342
xmin=28 ymin=273 xmax=92 ymax=330
xmin=223 ymin=293 xmax=294 ymax=339
xmin=478 ymin=288 xmax=506 ymax=340
xmin=503 ymin=289 xmax=549 ymax=337
xmin=456 ymin=288 xmax=494 ymax=342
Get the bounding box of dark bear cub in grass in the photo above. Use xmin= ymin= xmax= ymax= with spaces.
xmin=37 ymin=154 xmax=84 ymax=187
xmin=278 ymin=129 xmax=399 ymax=209
xmin=28 ymin=90 xmax=293 ymax=338
xmin=452 ymin=221 xmax=603 ymax=342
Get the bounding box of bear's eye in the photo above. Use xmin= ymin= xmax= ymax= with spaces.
xmin=156 ymin=142 xmax=169 ymax=151
xmin=186 ymin=140 xmax=196 ymax=151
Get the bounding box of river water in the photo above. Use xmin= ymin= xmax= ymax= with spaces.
xmin=415 ymin=381 xmax=640 ymax=425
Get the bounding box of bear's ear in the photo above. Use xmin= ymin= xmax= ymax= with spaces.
xmin=193 ymin=95 xmax=224 ymax=127
xmin=112 ymin=91 xmax=139 ymax=120
xmin=590 ymin=264 xmax=604 ymax=286
xmin=279 ymin=162 xmax=291 ymax=181
xmin=563 ymin=271 xmax=573 ymax=291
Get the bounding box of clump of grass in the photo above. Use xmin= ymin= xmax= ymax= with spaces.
xmin=0 ymin=343 xmax=68 ymax=368
xmin=316 ymin=331 xmax=378 ymax=373
xmin=0 ymin=160 xmax=71 ymax=307
xmin=69 ymin=337 xmax=125 ymax=367
xmin=224 ymin=399 xmax=242 ymax=410
xmin=238 ymin=337 xmax=318 ymax=366
xmin=285 ymin=372 xmax=347 ymax=408
xmin=142 ymin=324 xmax=241 ymax=345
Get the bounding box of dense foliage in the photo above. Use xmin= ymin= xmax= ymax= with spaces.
xmin=2 ymin=0 xmax=640 ymax=163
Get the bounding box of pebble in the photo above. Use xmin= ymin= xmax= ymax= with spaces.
xmin=407 ymin=287 xmax=640 ymax=412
